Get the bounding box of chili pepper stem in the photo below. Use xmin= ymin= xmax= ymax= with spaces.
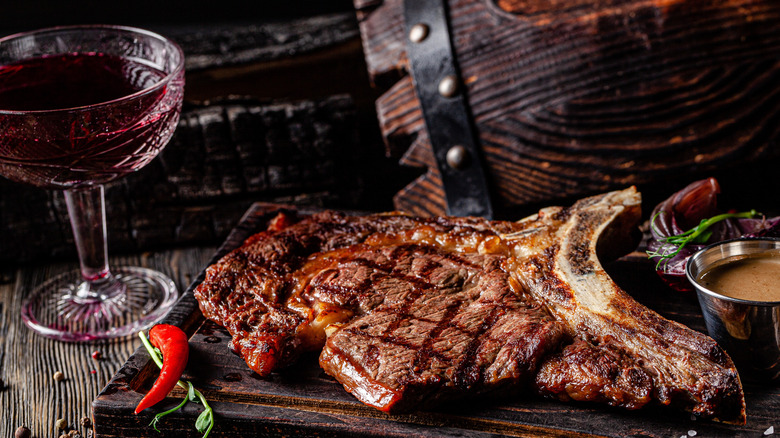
xmin=150 ymin=390 xmax=190 ymax=433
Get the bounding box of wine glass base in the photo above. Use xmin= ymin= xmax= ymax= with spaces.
xmin=21 ymin=267 xmax=178 ymax=342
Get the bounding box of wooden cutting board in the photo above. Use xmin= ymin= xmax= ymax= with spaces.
xmin=92 ymin=203 xmax=779 ymax=437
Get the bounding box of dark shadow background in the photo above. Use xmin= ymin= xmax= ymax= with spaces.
xmin=0 ymin=1 xmax=354 ymax=34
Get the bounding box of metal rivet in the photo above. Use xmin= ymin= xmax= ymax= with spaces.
xmin=438 ymin=75 xmax=459 ymax=98
xmin=446 ymin=145 xmax=470 ymax=170
xmin=409 ymin=23 xmax=429 ymax=43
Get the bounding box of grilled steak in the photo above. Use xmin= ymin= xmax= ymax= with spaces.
xmin=194 ymin=188 xmax=746 ymax=423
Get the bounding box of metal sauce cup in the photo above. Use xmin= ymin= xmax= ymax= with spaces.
xmin=685 ymin=238 xmax=780 ymax=382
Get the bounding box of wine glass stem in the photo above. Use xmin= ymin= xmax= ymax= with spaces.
xmin=64 ymin=185 xmax=121 ymax=300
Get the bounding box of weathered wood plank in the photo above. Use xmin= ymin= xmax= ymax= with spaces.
xmin=0 ymin=246 xmax=216 ymax=438
xmin=156 ymin=13 xmax=361 ymax=72
xmin=357 ymin=0 xmax=780 ymax=216
xmin=355 ymin=0 xmax=407 ymax=89
xmin=392 ymin=169 xmax=445 ymax=218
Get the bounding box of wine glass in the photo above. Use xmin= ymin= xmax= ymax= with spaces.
xmin=0 ymin=25 xmax=185 ymax=342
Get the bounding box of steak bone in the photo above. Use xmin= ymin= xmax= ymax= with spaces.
xmin=512 ymin=187 xmax=745 ymax=424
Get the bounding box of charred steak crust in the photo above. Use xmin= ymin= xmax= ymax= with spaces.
xmin=317 ymin=245 xmax=568 ymax=412
xmin=193 ymin=188 xmax=746 ymax=423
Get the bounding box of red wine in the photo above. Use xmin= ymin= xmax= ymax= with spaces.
xmin=0 ymin=53 xmax=183 ymax=188
xmin=0 ymin=53 xmax=165 ymax=111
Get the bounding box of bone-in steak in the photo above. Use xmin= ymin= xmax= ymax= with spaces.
xmin=194 ymin=188 xmax=745 ymax=423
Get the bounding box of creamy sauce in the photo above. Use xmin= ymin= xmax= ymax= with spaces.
xmin=698 ymin=253 xmax=780 ymax=302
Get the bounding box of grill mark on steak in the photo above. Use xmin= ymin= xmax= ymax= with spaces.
xmin=452 ymin=304 xmax=503 ymax=389
xmin=329 ymin=246 xmax=495 ymax=374
xmin=308 ymin=244 xmax=476 ymax=315
xmin=410 ymin=297 xmax=465 ymax=375
xmin=340 ymin=325 xmax=453 ymax=364
xmin=381 ymin=283 xmax=426 ymax=337
xmin=194 ymin=187 xmax=746 ymax=423
xmin=318 ymin=253 xmax=567 ymax=412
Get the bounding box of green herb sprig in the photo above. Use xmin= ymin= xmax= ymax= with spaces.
xmin=139 ymin=331 xmax=214 ymax=437
xmin=647 ymin=209 xmax=760 ymax=269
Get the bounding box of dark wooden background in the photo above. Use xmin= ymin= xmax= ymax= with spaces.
xmin=356 ymin=0 xmax=780 ymax=218
xmin=0 ymin=1 xmax=423 ymax=265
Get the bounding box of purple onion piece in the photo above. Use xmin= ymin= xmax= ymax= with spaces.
xmin=647 ymin=178 xmax=780 ymax=291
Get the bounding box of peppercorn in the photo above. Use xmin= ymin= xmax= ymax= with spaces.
xmin=53 ymin=370 xmax=65 ymax=382
xmin=55 ymin=418 xmax=67 ymax=430
xmin=80 ymin=416 xmax=92 ymax=428
xmin=14 ymin=426 xmax=31 ymax=438
xmin=91 ymin=350 xmax=101 ymax=361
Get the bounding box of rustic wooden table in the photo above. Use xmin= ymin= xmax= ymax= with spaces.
xmin=0 ymin=246 xmax=216 ymax=438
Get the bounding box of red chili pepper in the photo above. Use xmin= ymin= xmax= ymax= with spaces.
xmin=134 ymin=324 xmax=190 ymax=414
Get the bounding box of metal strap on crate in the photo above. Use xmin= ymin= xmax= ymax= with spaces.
xmin=403 ymin=0 xmax=494 ymax=219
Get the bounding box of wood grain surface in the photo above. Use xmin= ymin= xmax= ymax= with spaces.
xmin=159 ymin=13 xmax=360 ymax=72
xmin=92 ymin=203 xmax=780 ymax=438
xmin=355 ymin=0 xmax=780 ymax=217
xmin=0 ymin=246 xmax=215 ymax=438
